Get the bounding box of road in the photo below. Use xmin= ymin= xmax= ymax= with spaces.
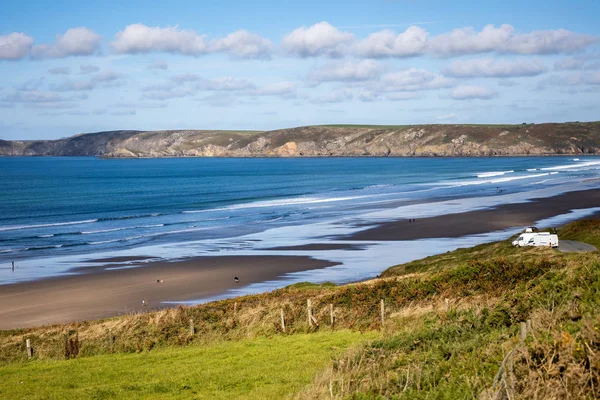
xmin=558 ymin=240 xmax=598 ymax=253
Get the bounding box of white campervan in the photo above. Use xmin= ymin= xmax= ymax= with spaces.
xmin=512 ymin=232 xmax=559 ymax=248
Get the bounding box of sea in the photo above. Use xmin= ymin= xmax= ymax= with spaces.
xmin=1 ymin=156 xmax=600 ymax=300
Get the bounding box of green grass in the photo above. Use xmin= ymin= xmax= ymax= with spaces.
xmin=0 ymin=330 xmax=377 ymax=399
xmin=558 ymin=219 xmax=600 ymax=249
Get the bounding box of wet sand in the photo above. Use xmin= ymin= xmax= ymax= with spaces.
xmin=346 ymin=188 xmax=600 ymax=241
xmin=0 ymin=256 xmax=337 ymax=330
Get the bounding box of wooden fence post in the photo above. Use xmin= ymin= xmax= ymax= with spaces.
xmin=26 ymin=339 xmax=32 ymax=358
xmin=380 ymin=299 xmax=385 ymax=326
xmin=307 ymin=299 xmax=313 ymax=327
xmin=520 ymin=321 xmax=527 ymax=342
xmin=444 ymin=298 xmax=450 ymax=312
xmin=189 ymin=319 xmax=195 ymax=335
xmin=526 ymin=319 xmax=532 ymax=332
xmin=234 ymin=302 xmax=237 ymax=313
xmin=330 ymin=304 xmax=334 ymax=329
xmin=280 ymin=309 xmax=286 ymax=332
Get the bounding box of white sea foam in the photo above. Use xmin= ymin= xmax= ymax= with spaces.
xmin=38 ymin=234 xmax=55 ymax=238
xmin=477 ymin=170 xmax=514 ymax=178
xmin=541 ymin=160 xmax=600 ymax=171
xmin=0 ymin=219 xmax=98 ymax=232
xmin=182 ymin=195 xmax=376 ymax=214
xmin=81 ymin=224 xmax=165 ymax=235
xmin=439 ymin=173 xmax=550 ymax=188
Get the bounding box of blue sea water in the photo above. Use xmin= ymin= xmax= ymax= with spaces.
xmin=1 ymin=156 xmax=600 ymax=290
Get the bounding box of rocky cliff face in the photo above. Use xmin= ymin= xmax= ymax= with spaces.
xmin=2 ymin=122 xmax=600 ymax=158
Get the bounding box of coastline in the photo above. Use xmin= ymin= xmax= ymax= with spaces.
xmin=1 ymin=188 xmax=600 ymax=330
xmin=344 ymin=188 xmax=600 ymax=241
xmin=0 ymin=256 xmax=337 ymax=330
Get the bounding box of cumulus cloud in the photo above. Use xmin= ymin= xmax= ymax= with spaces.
xmin=382 ymin=68 xmax=453 ymax=91
xmin=428 ymin=24 xmax=597 ymax=57
xmin=210 ymin=29 xmax=273 ymax=59
xmin=112 ymin=24 xmax=272 ymax=59
xmin=0 ymin=33 xmax=34 ymax=60
xmin=443 ymin=58 xmax=546 ymax=78
xmin=308 ymin=59 xmax=382 ymax=84
xmin=355 ymin=26 xmax=428 ymax=58
xmin=31 ymin=27 xmax=102 ymax=59
xmin=450 ymin=85 xmax=497 ymax=100
xmin=112 ymin=24 xmax=209 ymax=55
xmin=48 ymin=66 xmax=71 ymax=75
xmin=281 ymin=22 xmax=354 ymax=58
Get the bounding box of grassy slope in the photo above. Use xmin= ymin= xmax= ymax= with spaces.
xmin=1 ymin=219 xmax=599 ymax=399
xmin=0 ymin=331 xmax=376 ymax=400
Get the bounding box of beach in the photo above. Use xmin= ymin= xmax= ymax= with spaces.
xmin=1 ymin=187 xmax=599 ymax=330
xmin=0 ymin=256 xmax=336 ymax=330
xmin=345 ymin=188 xmax=600 ymax=241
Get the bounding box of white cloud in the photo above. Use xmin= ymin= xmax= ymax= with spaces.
xmin=0 ymin=33 xmax=34 ymax=60
xmin=382 ymin=68 xmax=453 ymax=91
xmin=308 ymin=59 xmax=382 ymax=84
xmin=112 ymin=24 xmax=209 ymax=55
xmin=31 ymin=27 xmax=102 ymax=59
xmin=355 ymin=26 xmax=428 ymax=58
xmin=48 ymin=66 xmax=70 ymax=75
xmin=211 ymin=29 xmax=273 ymax=59
xmin=444 ymin=58 xmax=546 ymax=78
xmin=503 ymin=29 xmax=597 ymax=54
xmin=451 ymin=85 xmax=497 ymax=100
xmin=428 ymin=24 xmax=514 ymax=57
xmin=281 ymin=22 xmax=354 ymax=58
xmin=428 ymin=24 xmax=597 ymax=57
xmin=112 ymin=24 xmax=271 ymax=59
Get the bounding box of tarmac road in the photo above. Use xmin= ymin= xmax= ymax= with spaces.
xmin=558 ymin=240 xmax=598 ymax=253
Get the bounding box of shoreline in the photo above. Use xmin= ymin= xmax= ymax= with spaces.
xmin=1 ymin=187 xmax=600 ymax=330
xmin=0 ymin=256 xmax=337 ymax=330
xmin=344 ymin=188 xmax=600 ymax=241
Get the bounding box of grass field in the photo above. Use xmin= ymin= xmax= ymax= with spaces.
xmin=0 ymin=330 xmax=377 ymax=399
xmin=1 ymin=219 xmax=599 ymax=399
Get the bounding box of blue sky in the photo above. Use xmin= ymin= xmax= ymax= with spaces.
xmin=1 ymin=0 xmax=599 ymax=139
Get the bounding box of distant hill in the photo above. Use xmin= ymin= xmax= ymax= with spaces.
xmin=2 ymin=122 xmax=600 ymax=157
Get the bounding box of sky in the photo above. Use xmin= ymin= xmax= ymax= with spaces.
xmin=1 ymin=0 xmax=599 ymax=140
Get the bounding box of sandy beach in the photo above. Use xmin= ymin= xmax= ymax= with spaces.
xmin=345 ymin=188 xmax=600 ymax=241
xmin=2 ymin=187 xmax=600 ymax=330
xmin=0 ymin=256 xmax=337 ymax=330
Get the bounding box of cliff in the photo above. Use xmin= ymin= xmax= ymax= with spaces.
xmin=1 ymin=122 xmax=600 ymax=157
